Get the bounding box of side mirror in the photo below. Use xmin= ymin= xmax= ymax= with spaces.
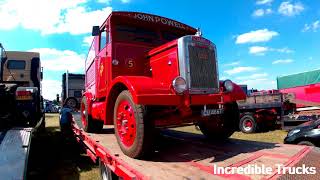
xmin=92 ymin=26 xmax=100 ymax=36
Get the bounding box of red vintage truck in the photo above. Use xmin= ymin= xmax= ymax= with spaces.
xmin=81 ymin=11 xmax=246 ymax=158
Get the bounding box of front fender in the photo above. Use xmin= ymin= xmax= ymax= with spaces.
xmin=110 ymin=76 xmax=175 ymax=105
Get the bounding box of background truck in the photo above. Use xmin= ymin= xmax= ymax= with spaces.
xmin=61 ymin=72 xmax=85 ymax=110
xmin=277 ymin=69 xmax=320 ymax=130
xmin=0 ymin=43 xmax=44 ymax=129
xmin=80 ymin=11 xmax=246 ymax=158
xmin=237 ymin=87 xmax=295 ymax=133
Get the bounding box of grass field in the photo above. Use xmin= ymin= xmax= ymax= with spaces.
xmin=26 ymin=113 xmax=288 ymax=179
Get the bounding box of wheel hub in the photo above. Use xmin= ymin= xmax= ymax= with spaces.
xmin=243 ymin=119 xmax=253 ymax=131
xmin=116 ymin=100 xmax=136 ymax=147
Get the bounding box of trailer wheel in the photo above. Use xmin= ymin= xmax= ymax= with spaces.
xmin=198 ymin=103 xmax=239 ymax=140
xmin=113 ymin=90 xmax=153 ymax=158
xmin=81 ymin=97 xmax=103 ymax=132
xmin=99 ymin=159 xmax=117 ymax=180
xmin=239 ymin=113 xmax=257 ymax=133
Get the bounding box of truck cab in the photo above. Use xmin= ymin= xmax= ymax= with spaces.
xmin=81 ymin=11 xmax=246 ymax=158
xmin=0 ymin=47 xmax=44 ymax=128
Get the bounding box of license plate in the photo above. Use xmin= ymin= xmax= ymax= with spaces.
xmin=201 ymin=108 xmax=224 ymax=116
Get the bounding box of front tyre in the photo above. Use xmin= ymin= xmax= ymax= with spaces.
xmin=198 ymin=102 xmax=239 ymax=140
xmin=113 ymin=90 xmax=153 ymax=158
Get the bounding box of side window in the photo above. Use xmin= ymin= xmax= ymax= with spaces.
xmin=7 ymin=60 xmax=26 ymax=69
xmin=100 ymin=30 xmax=107 ymax=50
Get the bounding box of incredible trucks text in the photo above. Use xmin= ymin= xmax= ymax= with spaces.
xmin=80 ymin=12 xmax=246 ymax=158
xmin=0 ymin=44 xmax=44 ymax=129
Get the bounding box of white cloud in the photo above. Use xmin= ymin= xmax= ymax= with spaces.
xmin=98 ymin=0 xmax=112 ymax=3
xmin=272 ymin=59 xmax=294 ymax=64
xmin=302 ymin=20 xmax=320 ymax=32
xmin=82 ymin=36 xmax=94 ymax=46
xmin=252 ymin=8 xmax=273 ymax=17
xmin=249 ymin=46 xmax=269 ymax=55
xmin=223 ymin=61 xmax=240 ymax=66
xmin=278 ymin=1 xmax=304 ymax=16
xmin=249 ymin=46 xmax=294 ymax=55
xmin=121 ymin=0 xmax=131 ymax=3
xmin=29 ymin=48 xmax=85 ymax=73
xmin=236 ymin=29 xmax=279 ymax=44
xmin=256 ymin=0 xmax=273 ymax=5
xmin=224 ymin=66 xmax=258 ymax=75
xmin=42 ymin=79 xmax=62 ymax=100
xmin=0 ymin=0 xmax=112 ymax=35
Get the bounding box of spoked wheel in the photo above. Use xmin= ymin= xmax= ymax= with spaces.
xmin=239 ymin=113 xmax=257 ymax=133
xmin=113 ymin=90 xmax=153 ymax=158
xmin=198 ymin=103 xmax=239 ymax=140
xmin=81 ymin=96 xmax=103 ymax=132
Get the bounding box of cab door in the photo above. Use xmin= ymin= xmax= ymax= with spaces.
xmin=96 ymin=25 xmax=111 ymax=98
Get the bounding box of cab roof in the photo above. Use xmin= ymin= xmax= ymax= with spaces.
xmin=105 ymin=11 xmax=197 ymax=33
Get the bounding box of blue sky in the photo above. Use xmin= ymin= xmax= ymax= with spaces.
xmin=0 ymin=0 xmax=319 ymax=100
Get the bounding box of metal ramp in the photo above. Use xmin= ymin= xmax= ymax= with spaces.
xmin=0 ymin=128 xmax=33 ymax=180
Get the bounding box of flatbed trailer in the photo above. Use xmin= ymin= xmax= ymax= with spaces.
xmin=0 ymin=128 xmax=33 ymax=180
xmin=70 ymin=113 xmax=320 ymax=180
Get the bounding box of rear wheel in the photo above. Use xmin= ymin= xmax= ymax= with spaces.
xmin=66 ymin=97 xmax=78 ymax=109
xmin=113 ymin=90 xmax=153 ymax=158
xmin=198 ymin=103 xmax=239 ymax=140
xmin=81 ymin=97 xmax=103 ymax=132
xmin=239 ymin=113 xmax=257 ymax=133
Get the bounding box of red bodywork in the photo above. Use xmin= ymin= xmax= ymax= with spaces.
xmin=83 ymin=11 xmax=245 ymax=127
xmin=280 ymin=83 xmax=320 ymax=107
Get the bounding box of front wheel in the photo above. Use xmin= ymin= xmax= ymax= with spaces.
xmin=113 ymin=90 xmax=153 ymax=158
xmin=198 ymin=103 xmax=239 ymax=140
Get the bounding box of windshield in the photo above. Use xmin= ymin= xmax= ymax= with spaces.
xmin=114 ymin=24 xmax=192 ymax=46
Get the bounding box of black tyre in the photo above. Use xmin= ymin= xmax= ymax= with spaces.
xmin=113 ymin=90 xmax=153 ymax=158
xmin=199 ymin=102 xmax=239 ymax=140
xmin=99 ymin=159 xmax=118 ymax=180
xmin=66 ymin=97 xmax=78 ymax=109
xmin=81 ymin=97 xmax=103 ymax=133
xmin=297 ymin=141 xmax=315 ymax=146
xmin=239 ymin=113 xmax=257 ymax=133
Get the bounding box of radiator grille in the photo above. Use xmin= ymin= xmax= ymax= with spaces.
xmin=188 ymin=46 xmax=218 ymax=90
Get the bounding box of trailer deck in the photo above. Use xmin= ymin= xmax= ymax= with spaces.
xmin=0 ymin=128 xmax=33 ymax=180
xmin=72 ymin=113 xmax=320 ymax=179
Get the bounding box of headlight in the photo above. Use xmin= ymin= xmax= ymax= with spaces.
xmin=223 ymin=80 xmax=234 ymax=92
xmin=172 ymin=76 xmax=187 ymax=94
xmin=288 ymin=129 xmax=300 ymax=137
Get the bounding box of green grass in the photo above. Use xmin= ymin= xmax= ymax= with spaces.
xmin=173 ymin=126 xmax=288 ymax=144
